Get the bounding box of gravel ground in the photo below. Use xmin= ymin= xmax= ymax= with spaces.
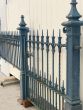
xmin=0 ymin=75 xmax=37 ymax=110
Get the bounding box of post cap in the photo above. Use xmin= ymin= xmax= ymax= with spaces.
xmin=66 ymin=0 xmax=81 ymax=20
xmin=19 ymin=15 xmax=26 ymax=27
xmin=61 ymin=0 xmax=83 ymax=27
xmin=17 ymin=15 xmax=29 ymax=32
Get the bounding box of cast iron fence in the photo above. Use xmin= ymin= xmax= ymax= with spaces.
xmin=0 ymin=1 xmax=83 ymax=110
xmin=0 ymin=27 xmax=66 ymax=110
xmin=0 ymin=32 xmax=21 ymax=69
xmin=27 ymin=29 xmax=66 ymax=110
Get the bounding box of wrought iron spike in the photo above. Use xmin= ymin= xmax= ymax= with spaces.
xmin=53 ymin=29 xmax=54 ymax=36
xmin=58 ymin=29 xmax=62 ymax=49
xmin=46 ymin=31 xmax=49 ymax=42
xmin=42 ymin=29 xmax=43 ymax=36
xmin=61 ymin=80 xmax=65 ymax=94
xmin=59 ymin=29 xmax=61 ymax=37
xmin=52 ymin=29 xmax=55 ymax=52
xmin=33 ymin=30 xmax=35 ymax=36
xmin=41 ymin=32 xmax=44 ymax=50
xmin=37 ymin=30 xmax=39 ymax=36
xmin=47 ymin=29 xmax=48 ymax=36
xmin=37 ymin=31 xmax=39 ymax=50
xmin=46 ymin=34 xmax=49 ymax=52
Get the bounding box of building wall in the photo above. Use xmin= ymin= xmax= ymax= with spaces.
xmin=0 ymin=0 xmax=83 ymax=107
xmin=0 ymin=58 xmax=20 ymax=79
xmin=6 ymin=0 xmax=69 ymax=32
xmin=0 ymin=0 xmax=7 ymax=31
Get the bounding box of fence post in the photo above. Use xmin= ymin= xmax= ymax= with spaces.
xmin=18 ymin=15 xmax=30 ymax=106
xmin=62 ymin=0 xmax=83 ymax=110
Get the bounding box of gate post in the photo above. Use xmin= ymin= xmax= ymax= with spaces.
xmin=18 ymin=15 xmax=29 ymax=106
xmin=62 ymin=0 xmax=83 ymax=110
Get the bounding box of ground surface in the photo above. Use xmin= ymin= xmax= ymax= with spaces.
xmin=0 ymin=73 xmax=37 ymax=110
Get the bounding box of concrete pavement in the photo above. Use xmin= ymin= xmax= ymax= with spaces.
xmin=0 ymin=75 xmax=37 ymax=110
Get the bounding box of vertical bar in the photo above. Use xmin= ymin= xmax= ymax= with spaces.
xmin=52 ymin=30 xmax=55 ymax=110
xmin=5 ymin=39 xmax=7 ymax=60
xmin=11 ymin=39 xmax=15 ymax=64
xmin=44 ymin=78 xmax=46 ymax=110
xmin=32 ymin=30 xmax=35 ymax=101
xmin=55 ymin=78 xmax=57 ymax=110
xmin=39 ymin=71 xmax=42 ymax=109
xmin=36 ymin=76 xmax=38 ymax=106
xmin=18 ymin=40 xmax=20 ymax=68
xmin=29 ymin=31 xmax=31 ymax=71
xmin=4 ymin=39 xmax=6 ymax=59
xmin=15 ymin=40 xmax=18 ymax=67
xmin=14 ymin=40 xmax=17 ymax=66
xmin=41 ymin=30 xmax=44 ymax=79
xmin=16 ymin=40 xmax=18 ymax=67
xmin=18 ymin=41 xmax=21 ymax=69
xmin=50 ymin=75 xmax=52 ymax=110
xmin=62 ymin=96 xmax=64 ymax=110
xmin=1 ymin=37 xmax=3 ymax=56
xmin=58 ymin=30 xmax=62 ymax=110
xmin=7 ymin=39 xmax=9 ymax=61
xmin=41 ymin=30 xmax=44 ymax=109
xmin=37 ymin=30 xmax=39 ymax=106
xmin=6 ymin=33 xmax=10 ymax=61
xmin=29 ymin=32 xmax=32 ymax=98
xmin=61 ymin=81 xmax=65 ymax=110
xmin=46 ymin=30 xmax=49 ymax=110
xmin=8 ymin=39 xmax=11 ymax=62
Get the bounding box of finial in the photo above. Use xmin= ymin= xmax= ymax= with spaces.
xmin=47 ymin=29 xmax=48 ymax=36
xmin=37 ymin=30 xmax=39 ymax=36
xmin=53 ymin=29 xmax=54 ymax=36
xmin=42 ymin=30 xmax=43 ymax=36
xmin=33 ymin=30 xmax=35 ymax=36
xmin=19 ymin=15 xmax=26 ymax=27
xmin=59 ymin=29 xmax=61 ymax=37
xmin=67 ymin=0 xmax=81 ymax=20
